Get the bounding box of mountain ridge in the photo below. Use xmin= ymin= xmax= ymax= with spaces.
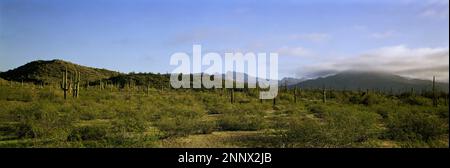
xmin=291 ymin=71 xmax=449 ymax=93
xmin=0 ymin=60 xmax=448 ymax=93
xmin=0 ymin=59 xmax=120 ymax=84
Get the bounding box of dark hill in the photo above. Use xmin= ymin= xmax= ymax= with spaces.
xmin=0 ymin=60 xmax=120 ymax=84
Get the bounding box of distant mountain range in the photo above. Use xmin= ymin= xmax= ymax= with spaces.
xmin=0 ymin=60 xmax=448 ymax=92
xmin=280 ymin=77 xmax=307 ymax=86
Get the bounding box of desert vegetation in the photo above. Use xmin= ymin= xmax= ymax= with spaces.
xmin=0 ymin=70 xmax=448 ymax=148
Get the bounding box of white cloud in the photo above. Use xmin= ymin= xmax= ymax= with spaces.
xmin=299 ymin=45 xmax=450 ymax=82
xmin=289 ymin=33 xmax=331 ymax=42
xmin=276 ymin=46 xmax=311 ymax=57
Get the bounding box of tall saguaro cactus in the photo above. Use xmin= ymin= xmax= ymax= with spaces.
xmin=294 ymin=86 xmax=297 ymax=103
xmin=432 ymin=76 xmax=437 ymax=107
xmin=230 ymin=89 xmax=235 ymax=104
xmin=273 ymin=97 xmax=276 ymax=107
xmin=61 ymin=68 xmax=70 ymax=100
xmin=284 ymin=80 xmax=288 ymax=92
xmin=147 ymin=83 xmax=151 ymax=96
xmin=72 ymin=71 xmax=80 ymax=98
xmin=322 ymin=87 xmax=326 ymax=103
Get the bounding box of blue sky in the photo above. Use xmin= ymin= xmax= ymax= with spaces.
xmin=0 ymin=0 xmax=449 ymax=80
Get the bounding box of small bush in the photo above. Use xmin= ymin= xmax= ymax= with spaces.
xmin=307 ymin=104 xmax=327 ymax=118
xmin=67 ymin=125 xmax=108 ymax=141
xmin=386 ymin=110 xmax=446 ymax=142
xmin=349 ymin=93 xmax=385 ymax=106
xmin=401 ymin=96 xmax=431 ymax=106
xmin=205 ymin=102 xmax=233 ymax=114
xmin=155 ymin=116 xmax=216 ymax=137
xmin=112 ymin=110 xmax=148 ymax=133
xmin=15 ymin=122 xmax=36 ymax=138
xmin=10 ymin=102 xmax=74 ymax=140
xmin=282 ymin=108 xmax=381 ymax=147
xmin=218 ymin=114 xmax=265 ymax=131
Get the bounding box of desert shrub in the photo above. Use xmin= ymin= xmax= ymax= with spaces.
xmin=152 ymin=103 xmax=206 ymax=119
xmin=396 ymin=138 xmax=449 ymax=148
xmin=307 ymin=104 xmax=327 ymax=118
xmin=361 ymin=94 xmax=386 ymax=106
xmin=218 ymin=114 xmax=265 ymax=131
xmin=234 ymin=103 xmax=266 ymax=115
xmin=218 ymin=103 xmax=266 ymax=131
xmin=349 ymin=93 xmax=386 ymax=106
xmin=349 ymin=94 xmax=363 ymax=104
xmin=386 ymin=110 xmax=447 ymax=142
xmin=0 ymin=87 xmax=35 ymax=102
xmin=434 ymin=106 xmax=449 ymax=119
xmin=279 ymin=93 xmax=294 ymax=102
xmin=155 ymin=116 xmax=215 ymax=137
xmin=78 ymin=111 xmax=97 ymax=120
xmin=104 ymin=133 xmax=160 ymax=147
xmin=281 ymin=118 xmax=326 ymax=147
xmin=14 ymin=122 xmax=36 ymax=138
xmin=37 ymin=89 xmax=61 ymax=101
xmin=10 ymin=102 xmax=74 ymax=140
xmin=276 ymin=105 xmax=307 ymax=116
xmin=111 ymin=110 xmax=148 ymax=133
xmin=371 ymin=105 xmax=393 ymax=119
xmin=282 ymin=108 xmax=381 ymax=147
xmin=401 ymin=96 xmax=432 ymax=106
xmin=67 ymin=125 xmax=108 ymax=141
xmin=152 ymin=104 xmax=215 ymax=137
xmin=205 ymin=101 xmax=233 ymax=114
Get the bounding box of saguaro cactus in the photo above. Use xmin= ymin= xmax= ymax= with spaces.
xmin=147 ymin=83 xmax=151 ymax=96
xmin=322 ymin=87 xmax=326 ymax=103
xmin=273 ymin=97 xmax=276 ymax=107
xmin=72 ymin=71 xmax=80 ymax=98
xmin=432 ymin=76 xmax=437 ymax=107
xmin=294 ymin=86 xmax=297 ymax=103
xmin=60 ymin=68 xmax=70 ymax=100
xmin=230 ymin=89 xmax=235 ymax=104
xmin=284 ymin=80 xmax=288 ymax=92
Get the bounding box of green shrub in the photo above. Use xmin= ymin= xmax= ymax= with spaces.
xmin=307 ymin=104 xmax=327 ymax=118
xmin=217 ymin=103 xmax=267 ymax=131
xmin=67 ymin=125 xmax=108 ymax=141
xmin=386 ymin=110 xmax=446 ymax=142
xmin=372 ymin=105 xmax=392 ymax=119
xmin=218 ymin=114 xmax=265 ymax=131
xmin=15 ymin=122 xmax=36 ymax=138
xmin=361 ymin=94 xmax=384 ymax=106
xmin=112 ymin=110 xmax=148 ymax=133
xmin=0 ymin=87 xmax=35 ymax=102
xmin=435 ymin=106 xmax=449 ymax=119
xmin=205 ymin=101 xmax=233 ymax=114
xmin=349 ymin=93 xmax=386 ymax=106
xmin=282 ymin=108 xmax=381 ymax=147
xmin=155 ymin=116 xmax=215 ymax=137
xmin=401 ymin=96 xmax=432 ymax=106
xmin=152 ymin=104 xmax=215 ymax=137
xmin=37 ymin=89 xmax=60 ymax=101
xmin=10 ymin=102 xmax=74 ymax=140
